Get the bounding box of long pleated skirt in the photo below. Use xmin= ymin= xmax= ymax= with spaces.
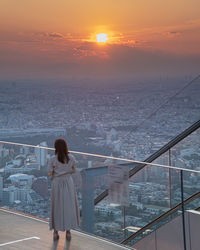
xmin=50 ymin=174 xmax=80 ymax=231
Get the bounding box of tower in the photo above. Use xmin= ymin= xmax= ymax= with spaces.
xmin=35 ymin=142 xmax=47 ymax=167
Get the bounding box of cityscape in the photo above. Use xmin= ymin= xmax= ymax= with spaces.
xmin=0 ymin=77 xmax=200 ymax=241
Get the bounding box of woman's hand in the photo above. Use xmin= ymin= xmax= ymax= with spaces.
xmin=48 ymin=172 xmax=53 ymax=176
xmin=72 ymin=165 xmax=76 ymax=174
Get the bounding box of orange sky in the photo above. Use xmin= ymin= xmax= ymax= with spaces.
xmin=0 ymin=0 xmax=200 ymax=79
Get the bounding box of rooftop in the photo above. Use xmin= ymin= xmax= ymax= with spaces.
xmin=0 ymin=208 xmax=133 ymax=250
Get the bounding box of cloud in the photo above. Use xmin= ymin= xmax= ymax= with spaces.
xmin=48 ymin=32 xmax=64 ymax=38
xmin=165 ymin=31 xmax=181 ymax=37
xmin=72 ymin=43 xmax=110 ymax=59
xmin=0 ymin=25 xmax=199 ymax=79
xmin=18 ymin=31 xmax=66 ymax=41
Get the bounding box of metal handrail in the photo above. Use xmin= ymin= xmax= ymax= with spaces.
xmin=1 ymin=143 xmax=199 ymax=174
xmin=94 ymin=119 xmax=200 ymax=205
xmin=121 ymin=190 xmax=200 ymax=245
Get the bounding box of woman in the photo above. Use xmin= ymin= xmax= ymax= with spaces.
xmin=48 ymin=138 xmax=80 ymax=241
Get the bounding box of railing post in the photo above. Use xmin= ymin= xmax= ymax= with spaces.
xmin=81 ymin=170 xmax=94 ymax=233
xmin=180 ymin=170 xmax=187 ymax=250
xmin=122 ymin=206 xmax=126 ymax=239
xmin=168 ymin=149 xmax=173 ymax=208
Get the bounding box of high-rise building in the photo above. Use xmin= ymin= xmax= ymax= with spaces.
xmin=3 ymin=186 xmax=18 ymax=204
xmin=0 ymin=147 xmax=9 ymax=158
xmin=2 ymin=186 xmax=30 ymax=204
xmin=35 ymin=141 xmax=47 ymax=167
xmin=88 ymin=161 xmax=92 ymax=168
xmin=20 ymin=146 xmax=30 ymax=155
xmin=2 ymin=190 xmax=9 ymax=205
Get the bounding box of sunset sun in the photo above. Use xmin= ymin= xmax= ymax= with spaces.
xmin=96 ymin=33 xmax=109 ymax=43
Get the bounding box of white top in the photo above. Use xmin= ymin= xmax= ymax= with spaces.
xmin=47 ymin=154 xmax=76 ymax=177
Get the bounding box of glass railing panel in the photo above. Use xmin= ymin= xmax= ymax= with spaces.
xmin=80 ymin=157 xmax=133 ymax=242
xmin=1 ymin=137 xmax=200 ymax=246
xmin=0 ymin=141 xmax=103 ymax=217
xmin=94 ymin=196 xmax=125 ymax=242
xmin=124 ymin=163 xmax=200 ymax=247
xmin=171 ymin=127 xmax=200 ymax=200
xmin=0 ymin=142 xmax=51 ymax=219
xmin=126 ymin=193 xmax=200 ymax=247
xmin=125 ymin=161 xmax=176 ymax=240
xmin=77 ymin=154 xmax=109 ymax=200
xmin=0 ymin=141 xmax=128 ymax=242
xmin=151 ymin=151 xmax=181 ymax=208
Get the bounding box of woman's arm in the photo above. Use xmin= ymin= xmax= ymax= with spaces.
xmin=63 ymin=166 xmax=76 ymax=175
xmin=72 ymin=165 xmax=76 ymax=174
xmin=47 ymin=158 xmax=55 ymax=177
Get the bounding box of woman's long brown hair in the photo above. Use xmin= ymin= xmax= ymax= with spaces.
xmin=54 ymin=138 xmax=70 ymax=163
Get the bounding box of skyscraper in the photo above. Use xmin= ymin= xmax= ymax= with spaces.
xmin=35 ymin=141 xmax=47 ymax=167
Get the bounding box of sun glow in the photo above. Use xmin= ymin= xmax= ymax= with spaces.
xmin=96 ymin=33 xmax=109 ymax=43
